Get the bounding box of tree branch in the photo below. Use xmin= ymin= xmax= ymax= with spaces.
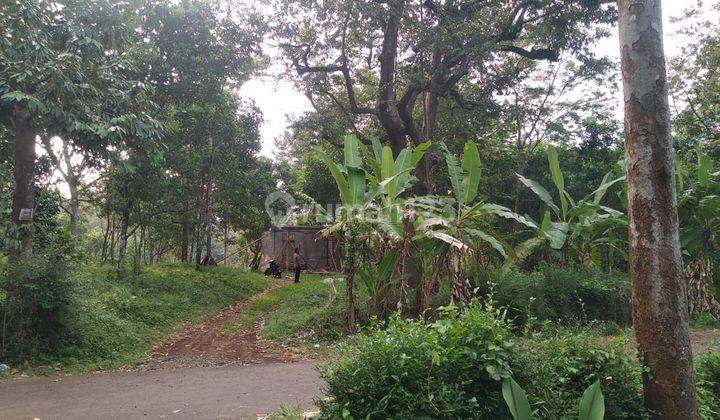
xmin=499 ymin=45 xmax=559 ymax=61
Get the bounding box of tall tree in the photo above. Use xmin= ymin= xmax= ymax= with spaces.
xmin=272 ymin=0 xmax=615 ymax=192
xmin=618 ymin=0 xmax=699 ymax=417
xmin=0 ymin=0 xmax=159 ymax=266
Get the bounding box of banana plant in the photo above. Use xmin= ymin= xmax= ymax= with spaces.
xmin=315 ymin=135 xmax=429 ymax=326
xmin=417 ymin=141 xmax=536 ymax=305
xmin=677 ymin=148 xmax=720 ymax=318
xmin=513 ymin=146 xmax=626 ymax=267
xmin=314 ymin=134 xmax=382 ymax=330
xmin=503 ymin=377 xmax=605 ymax=420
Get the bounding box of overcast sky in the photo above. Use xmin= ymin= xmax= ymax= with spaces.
xmin=238 ymin=0 xmax=710 ymax=158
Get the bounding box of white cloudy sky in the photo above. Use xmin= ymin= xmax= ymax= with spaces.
xmin=238 ymin=0 xmax=711 ymax=158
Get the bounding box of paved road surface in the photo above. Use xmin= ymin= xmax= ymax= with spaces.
xmin=0 ymin=361 xmax=320 ymax=419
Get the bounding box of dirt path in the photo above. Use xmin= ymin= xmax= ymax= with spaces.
xmin=136 ymin=279 xmax=309 ymax=370
xmin=0 ymin=279 xmax=323 ymax=419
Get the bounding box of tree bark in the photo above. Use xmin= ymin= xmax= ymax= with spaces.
xmin=9 ymin=106 xmax=36 ymax=267
xmin=618 ymin=1 xmax=699 ymax=417
xmin=67 ymin=180 xmax=80 ymax=237
xmin=202 ymin=137 xmax=214 ymax=263
xmin=180 ymin=200 xmax=189 ymax=263
xmin=376 ymin=1 xmax=407 ymax=155
xmin=344 ymin=234 xmax=358 ymax=332
xmin=117 ymin=203 xmax=131 ymax=277
xmin=194 ymin=223 xmax=202 ymax=270
xmin=223 ymin=224 xmax=229 ymax=265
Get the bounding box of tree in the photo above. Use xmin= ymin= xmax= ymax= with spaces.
xmin=617 ymin=0 xmax=699 ymax=417
xmin=0 ymin=0 xmax=160 ymax=266
xmin=272 ymin=0 xmax=616 ymax=191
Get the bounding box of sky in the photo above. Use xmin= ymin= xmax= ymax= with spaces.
xmin=238 ymin=0 xmax=710 ymax=158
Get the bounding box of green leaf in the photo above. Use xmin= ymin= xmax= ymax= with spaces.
xmin=466 ymin=228 xmax=507 ymax=258
xmin=548 ymin=146 xmax=567 ymax=219
xmin=588 ymin=173 xmax=626 ymax=205
xmin=443 ymin=143 xmax=464 ymax=206
xmin=478 ymin=203 xmax=538 ymax=229
xmin=517 ymin=174 xmax=560 ymax=215
xmin=698 ymin=149 xmax=713 ymax=189
xmin=343 ymin=134 xmax=362 ymax=169
xmin=315 ymin=147 xmax=350 ymax=205
xmin=502 ymin=378 xmax=533 ymax=420
xmin=347 ymin=166 xmax=367 ymax=207
xmin=578 ymin=381 xmax=605 ymax=420
xmin=411 ymin=141 xmax=431 ymax=166
xmin=371 ymin=137 xmax=383 ymax=163
xmin=461 ymin=141 xmax=482 ymax=205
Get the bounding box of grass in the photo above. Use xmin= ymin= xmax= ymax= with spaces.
xmin=2 ymin=263 xmax=267 ymax=377
xmin=222 ymin=274 xmax=364 ymax=345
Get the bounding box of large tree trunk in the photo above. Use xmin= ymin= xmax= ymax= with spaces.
xmin=618 ymin=1 xmax=699 ymax=417
xmin=9 ymin=107 xmax=36 ymax=267
xmin=375 ymin=1 xmax=406 ymax=156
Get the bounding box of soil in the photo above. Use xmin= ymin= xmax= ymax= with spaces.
xmin=134 ymin=279 xmax=309 ymax=371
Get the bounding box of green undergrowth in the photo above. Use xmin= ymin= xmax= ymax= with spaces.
xmin=2 ymin=263 xmax=267 ymax=376
xmin=222 ymin=274 xmax=366 ymax=345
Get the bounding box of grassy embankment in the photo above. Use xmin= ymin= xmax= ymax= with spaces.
xmin=1 ymin=264 xmax=267 ymax=377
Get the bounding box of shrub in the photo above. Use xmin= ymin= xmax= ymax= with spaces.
xmin=479 ymin=265 xmax=631 ymax=327
xmin=318 ymin=304 xmax=649 ymax=419
xmin=512 ymin=333 xmax=648 ymax=419
xmin=318 ymin=305 xmax=515 ymax=419
xmin=0 ymin=242 xmax=78 ymax=359
xmin=696 ymin=352 xmax=720 ymax=419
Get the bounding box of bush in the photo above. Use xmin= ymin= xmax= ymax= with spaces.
xmin=696 ymin=352 xmax=720 ymax=419
xmin=319 ymin=305 xmax=515 ymax=419
xmin=0 ymin=239 xmax=79 ymax=359
xmin=512 ymin=333 xmax=648 ymax=419
xmin=319 ymin=305 xmax=649 ymax=419
xmin=479 ymin=265 xmax=631 ymax=327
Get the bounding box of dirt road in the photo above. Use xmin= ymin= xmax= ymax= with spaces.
xmin=0 ymin=361 xmax=320 ymax=419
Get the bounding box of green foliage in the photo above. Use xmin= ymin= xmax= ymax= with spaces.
xmin=696 ymin=352 xmax=720 ymax=420
xmin=502 ymin=378 xmax=533 ymax=420
xmin=266 ymin=405 xmax=304 ymax=420
xmin=0 ymin=246 xmax=78 ymax=358
xmin=479 ymin=266 xmax=631 ymax=327
xmin=502 ymin=378 xmax=606 ymax=420
xmin=513 ymin=146 xmax=626 ymax=267
xmin=512 ymin=333 xmax=647 ymax=419
xmin=318 ymin=305 xmax=648 ymax=419
xmin=1 ymin=264 xmax=266 ymax=373
xmin=318 ymin=305 xmax=516 ymax=419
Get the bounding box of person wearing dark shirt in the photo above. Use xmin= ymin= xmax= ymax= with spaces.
xmin=293 ymin=247 xmax=302 ymax=283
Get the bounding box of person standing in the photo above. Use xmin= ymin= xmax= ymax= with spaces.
xmin=293 ymin=247 xmax=302 ymax=283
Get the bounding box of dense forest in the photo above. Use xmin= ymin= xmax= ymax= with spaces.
xmin=1 ymin=0 xmax=720 ymax=418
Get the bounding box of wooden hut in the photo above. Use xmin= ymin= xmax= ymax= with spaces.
xmin=259 ymin=226 xmax=340 ymax=272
